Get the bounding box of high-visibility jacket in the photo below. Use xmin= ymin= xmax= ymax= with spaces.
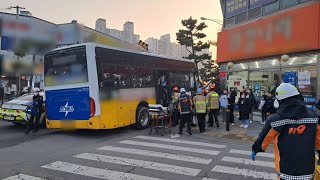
xmin=171 ymin=92 xmax=180 ymax=110
xmin=206 ymin=91 xmax=219 ymax=110
xmin=193 ymin=94 xmax=206 ymax=114
xmin=178 ymin=94 xmax=193 ymax=114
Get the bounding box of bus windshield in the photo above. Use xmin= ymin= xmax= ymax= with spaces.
xmin=44 ymin=47 xmax=88 ymax=86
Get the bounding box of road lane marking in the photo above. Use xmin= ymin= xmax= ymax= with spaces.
xmin=98 ymin=146 xmax=212 ymax=164
xmin=3 ymin=174 xmax=45 ymax=180
xmin=202 ymin=178 xmax=219 ymax=180
xmin=42 ymin=161 xmax=162 ymax=180
xmin=135 ymin=136 xmax=227 ymax=149
xmin=74 ymin=153 xmax=201 ymax=176
xmin=221 ymin=156 xmax=275 ymax=168
xmin=119 ymin=140 xmax=220 ymax=155
xmin=211 ymin=165 xmax=277 ymax=179
xmin=229 ymin=149 xmax=275 ymax=158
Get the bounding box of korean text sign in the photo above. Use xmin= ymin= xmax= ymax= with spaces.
xmin=225 ymin=0 xmax=248 ymax=18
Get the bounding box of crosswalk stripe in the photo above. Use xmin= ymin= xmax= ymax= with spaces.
xmin=74 ymin=153 xmax=201 ymax=176
xmin=221 ymin=156 xmax=275 ymax=168
xmin=42 ymin=161 xmax=162 ymax=180
xmin=119 ymin=140 xmax=220 ymax=155
xmin=135 ymin=136 xmax=227 ymax=149
xmin=2 ymin=174 xmax=45 ymax=180
xmin=229 ymin=149 xmax=275 ymax=158
xmin=98 ymin=146 xmax=212 ymax=164
xmin=202 ymin=178 xmax=219 ymax=180
xmin=211 ymin=165 xmax=277 ymax=179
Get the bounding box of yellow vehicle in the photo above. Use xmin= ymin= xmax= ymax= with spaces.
xmin=43 ymin=43 xmax=195 ymax=130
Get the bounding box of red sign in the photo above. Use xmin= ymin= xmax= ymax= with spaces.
xmin=217 ymin=3 xmax=320 ymax=63
xmin=220 ymin=72 xmax=227 ymax=79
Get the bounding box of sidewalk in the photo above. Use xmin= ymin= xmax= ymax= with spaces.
xmin=193 ymin=113 xmax=265 ymax=142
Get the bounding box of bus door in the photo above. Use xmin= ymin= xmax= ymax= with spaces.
xmin=116 ymin=66 xmax=131 ymax=127
xmin=155 ymin=70 xmax=169 ymax=106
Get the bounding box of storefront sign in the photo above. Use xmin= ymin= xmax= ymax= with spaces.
xmin=298 ymin=71 xmax=311 ymax=85
xmin=284 ymin=72 xmax=296 ymax=86
xmin=220 ymin=71 xmax=227 ymax=79
xmin=225 ymin=0 xmax=248 ymax=18
xmin=249 ymin=0 xmax=275 ymax=9
xmin=217 ymin=3 xmax=320 ymax=62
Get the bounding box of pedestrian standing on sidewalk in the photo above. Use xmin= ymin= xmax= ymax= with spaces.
xmin=264 ymin=92 xmax=277 ymax=120
xmin=219 ymin=89 xmax=229 ymax=124
xmin=228 ymin=90 xmax=236 ymax=126
xmin=259 ymin=93 xmax=268 ymax=124
xmin=193 ymin=88 xmax=206 ymax=133
xmin=252 ymin=83 xmax=320 ymax=180
xmin=238 ymin=91 xmax=250 ymax=128
xmin=177 ymin=88 xmax=193 ymax=135
xmin=206 ymin=85 xmax=220 ymax=128
xmin=247 ymin=89 xmax=256 ymax=123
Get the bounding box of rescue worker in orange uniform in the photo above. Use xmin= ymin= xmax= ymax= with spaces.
xmin=252 ymin=83 xmax=320 ymax=180
xmin=171 ymin=86 xmax=180 ymax=127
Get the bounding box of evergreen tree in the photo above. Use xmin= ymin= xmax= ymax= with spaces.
xmin=176 ymin=17 xmax=211 ymax=83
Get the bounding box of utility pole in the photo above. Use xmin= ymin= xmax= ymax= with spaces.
xmin=7 ymin=6 xmax=25 ymax=97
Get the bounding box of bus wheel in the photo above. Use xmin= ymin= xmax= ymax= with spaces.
xmin=135 ymin=106 xmax=150 ymax=130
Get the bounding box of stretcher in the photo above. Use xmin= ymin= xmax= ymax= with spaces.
xmin=148 ymin=104 xmax=172 ymax=136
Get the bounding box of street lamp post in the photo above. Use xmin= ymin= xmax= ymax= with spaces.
xmin=200 ymin=17 xmax=223 ymax=25
xmin=278 ymin=54 xmax=290 ymax=83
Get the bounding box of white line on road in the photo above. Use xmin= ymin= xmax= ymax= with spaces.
xmin=135 ymin=136 xmax=227 ymax=149
xmin=119 ymin=140 xmax=220 ymax=155
xmin=211 ymin=165 xmax=277 ymax=179
xmin=229 ymin=149 xmax=275 ymax=158
xmin=42 ymin=161 xmax=162 ymax=180
xmin=3 ymin=174 xmax=45 ymax=180
xmin=221 ymin=156 xmax=275 ymax=168
xmin=98 ymin=146 xmax=212 ymax=164
xmin=202 ymin=178 xmax=219 ymax=180
xmin=74 ymin=153 xmax=201 ymax=176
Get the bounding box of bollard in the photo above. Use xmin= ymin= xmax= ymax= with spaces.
xmin=226 ymin=109 xmax=230 ymax=131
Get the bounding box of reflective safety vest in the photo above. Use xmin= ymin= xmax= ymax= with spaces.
xmin=206 ymin=91 xmax=219 ymax=110
xmin=193 ymin=94 xmax=206 ymax=114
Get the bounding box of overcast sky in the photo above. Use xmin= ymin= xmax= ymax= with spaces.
xmin=1 ymin=0 xmax=222 ymax=53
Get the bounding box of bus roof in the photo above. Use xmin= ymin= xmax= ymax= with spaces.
xmin=49 ymin=43 xmax=195 ymax=63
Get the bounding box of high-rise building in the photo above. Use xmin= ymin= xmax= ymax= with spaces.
xmin=95 ymin=19 xmax=140 ymax=44
xmin=159 ymin=34 xmax=171 ymax=57
xmin=145 ymin=38 xmax=159 ymax=54
xmin=95 ymin=18 xmax=107 ymax=34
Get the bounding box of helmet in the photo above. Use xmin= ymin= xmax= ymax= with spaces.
xmin=173 ymin=86 xmax=179 ymax=92
xmin=209 ymin=85 xmax=215 ymax=90
xmin=275 ymin=83 xmax=300 ymax=100
xmin=197 ymin=88 xmax=202 ymax=94
xmin=33 ymin=87 xmax=40 ymax=92
xmin=180 ymin=88 xmax=186 ymax=93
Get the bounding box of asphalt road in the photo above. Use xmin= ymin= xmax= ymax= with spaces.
xmin=0 ymin=121 xmax=277 ymax=180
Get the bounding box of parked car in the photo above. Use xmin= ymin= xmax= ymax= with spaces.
xmin=0 ymin=92 xmax=46 ymax=128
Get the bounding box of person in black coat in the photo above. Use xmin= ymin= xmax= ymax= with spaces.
xmin=263 ymin=92 xmax=277 ymax=118
xmin=228 ymin=89 xmax=237 ymax=125
xmin=238 ymin=91 xmax=251 ymax=128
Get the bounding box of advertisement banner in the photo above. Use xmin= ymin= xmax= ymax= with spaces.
xmin=217 ymin=3 xmax=320 ymax=62
xmin=249 ymin=0 xmax=276 ymax=9
xmin=220 ymin=72 xmax=227 ymax=79
xmin=284 ymin=71 xmax=296 ymax=85
xmin=298 ymin=71 xmax=311 ymax=85
xmin=225 ymin=0 xmax=248 ymax=18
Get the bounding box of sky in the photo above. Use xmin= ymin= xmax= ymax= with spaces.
xmin=1 ymin=0 xmax=223 ymax=54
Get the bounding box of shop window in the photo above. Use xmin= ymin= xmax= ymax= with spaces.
xmin=235 ymin=12 xmax=247 ymax=24
xmin=224 ymin=17 xmax=235 ymax=28
xmin=248 ymin=7 xmax=262 ymax=20
xmin=280 ymin=0 xmax=298 ymax=9
xmin=263 ymin=1 xmax=279 ymax=15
